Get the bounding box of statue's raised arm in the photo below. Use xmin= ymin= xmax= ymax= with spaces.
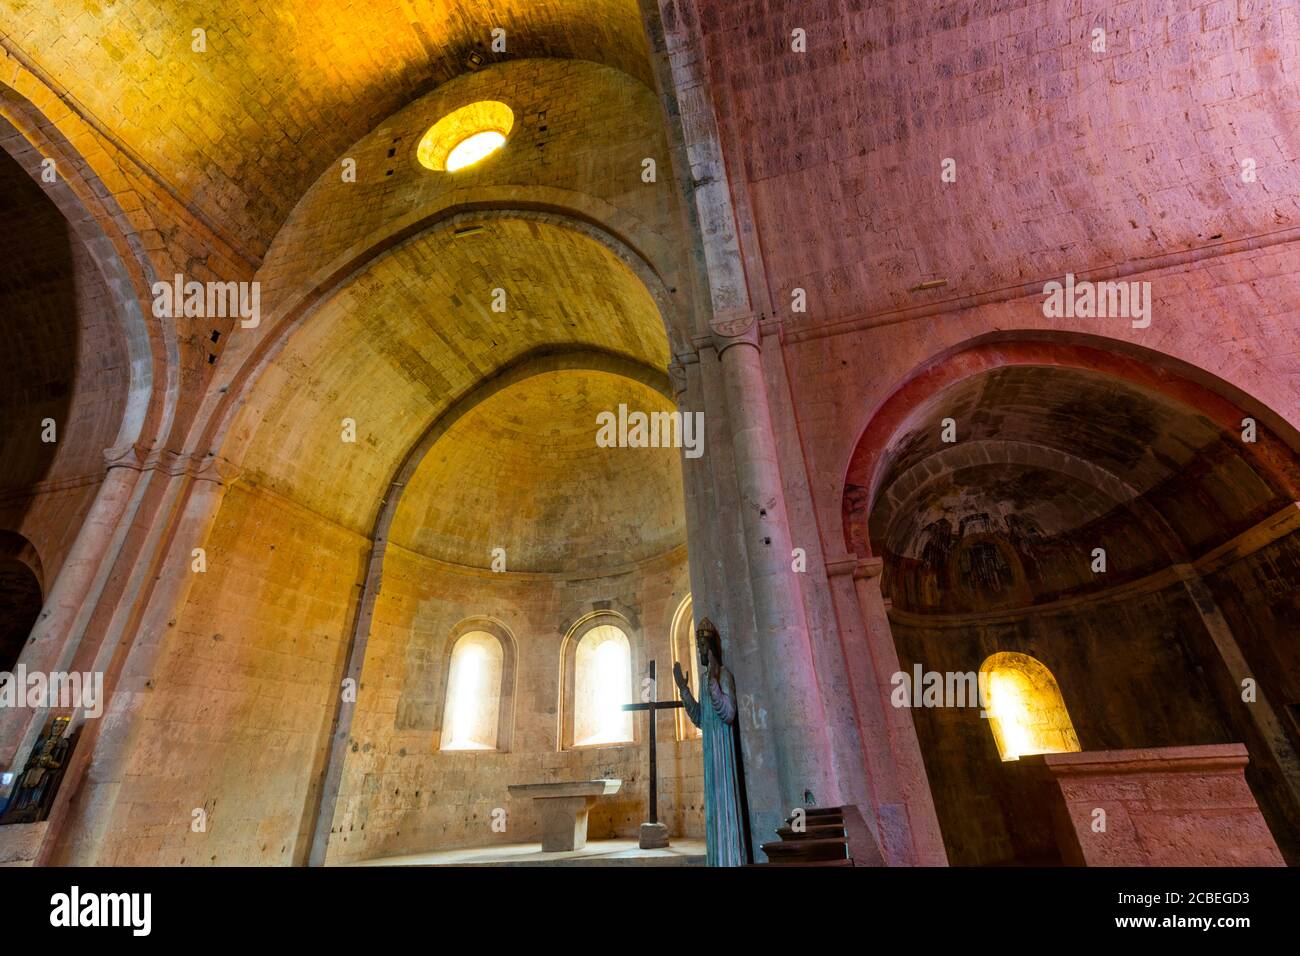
xmin=673 ymin=661 xmax=702 ymax=728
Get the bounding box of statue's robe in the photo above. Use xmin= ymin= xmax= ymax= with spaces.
xmin=682 ymin=667 xmax=747 ymax=866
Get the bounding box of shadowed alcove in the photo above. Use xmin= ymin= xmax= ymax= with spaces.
xmin=0 ymin=144 xmax=130 ymax=660
xmin=849 ymin=349 xmax=1300 ymax=865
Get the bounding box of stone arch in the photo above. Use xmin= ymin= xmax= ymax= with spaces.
xmin=841 ymin=331 xmax=1300 ymax=559
xmin=0 ymin=530 xmax=44 ymax=673
xmin=841 ymin=331 xmax=1300 ymax=864
xmin=0 ymin=82 xmax=171 ymax=457
xmin=557 ymin=609 xmax=640 ymax=751
xmin=205 ymin=156 xmax=690 ymax=865
xmin=200 ymin=206 xmax=684 ymax=475
xmin=244 ymin=57 xmax=693 ymax=345
xmin=331 ymin=345 xmax=672 ymax=758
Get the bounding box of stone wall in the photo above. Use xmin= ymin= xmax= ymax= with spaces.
xmin=890 ymin=581 xmax=1238 ymax=865
xmin=51 ymin=483 xmax=366 ymax=865
xmin=696 ymin=0 xmax=1300 ymax=326
xmin=47 ymin=476 xmax=702 ymax=866
xmin=326 ymin=543 xmax=701 ymax=864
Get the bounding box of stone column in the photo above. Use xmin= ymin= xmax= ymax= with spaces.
xmin=848 ymin=556 xmax=948 ymax=865
xmin=705 ymin=315 xmax=835 ymax=816
xmin=38 ymin=458 xmax=239 ymax=865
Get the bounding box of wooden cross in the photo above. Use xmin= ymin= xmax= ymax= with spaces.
xmin=621 ymin=660 xmax=682 ymax=826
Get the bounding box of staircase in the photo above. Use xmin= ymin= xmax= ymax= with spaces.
xmin=753 ymin=804 xmax=885 ymax=867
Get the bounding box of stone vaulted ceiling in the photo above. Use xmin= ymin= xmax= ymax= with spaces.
xmin=0 ymin=0 xmax=653 ymax=259
xmin=231 ymin=216 xmax=671 ymax=546
xmin=869 ymin=365 xmax=1289 ymax=612
xmin=391 ymin=370 xmax=685 ymax=572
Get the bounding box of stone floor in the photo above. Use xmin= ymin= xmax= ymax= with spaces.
xmin=351 ymin=838 xmax=707 ymax=867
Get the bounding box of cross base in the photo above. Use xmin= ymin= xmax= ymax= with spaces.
xmin=638 ymin=821 xmax=670 ymax=849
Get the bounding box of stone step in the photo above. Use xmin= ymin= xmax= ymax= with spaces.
xmin=748 ymin=858 xmax=855 ymax=867
xmin=785 ymin=806 xmax=845 ymax=824
xmin=761 ymin=837 xmax=850 ymax=862
xmin=775 ymin=823 xmax=847 ymax=841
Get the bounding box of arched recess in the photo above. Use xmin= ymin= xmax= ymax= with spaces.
xmin=205 ymin=208 xmax=682 ymax=488
xmin=842 ymin=332 xmax=1300 ymax=560
xmin=669 ymin=594 xmax=701 ymax=740
xmin=167 ymin=199 xmax=689 ymax=865
xmin=0 ymin=530 xmax=44 ymax=673
xmin=558 ymin=611 xmax=640 ymax=751
xmin=436 ymin=618 xmax=518 ymax=754
xmin=0 ymin=84 xmax=169 ymax=462
xmin=838 ymin=331 xmax=1300 ymax=865
xmin=191 ymin=55 xmax=698 ymax=467
xmin=979 ymin=653 xmax=1081 ymax=763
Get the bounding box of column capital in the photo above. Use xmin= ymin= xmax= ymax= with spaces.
xmin=103 ymin=441 xmax=147 ymax=471
xmin=702 ymin=312 xmax=761 ymax=357
xmin=193 ymin=454 xmax=242 ymax=486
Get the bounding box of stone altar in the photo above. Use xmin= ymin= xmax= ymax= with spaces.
xmin=507 ymin=779 xmax=622 ymax=852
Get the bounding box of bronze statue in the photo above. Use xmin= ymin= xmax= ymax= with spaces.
xmin=0 ymin=716 xmax=75 ymax=824
xmin=673 ymin=618 xmax=750 ymax=865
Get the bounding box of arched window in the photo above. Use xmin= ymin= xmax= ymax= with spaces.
xmin=980 ymin=652 xmax=1081 ymax=762
xmin=440 ymin=628 xmax=511 ymax=751
xmin=563 ymin=617 xmax=635 ymax=748
xmin=671 ymin=595 xmax=702 ymax=740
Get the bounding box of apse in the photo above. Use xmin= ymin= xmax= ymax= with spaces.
xmin=187 ymin=201 xmax=701 ymax=864
xmin=331 ymin=366 xmax=698 ymax=862
xmin=865 ymin=360 xmax=1300 ymax=865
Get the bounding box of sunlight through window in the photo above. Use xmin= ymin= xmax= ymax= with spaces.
xmin=416 ymin=101 xmax=514 ymax=172
xmin=573 ymin=624 xmax=632 ymax=746
xmin=441 ymin=631 xmax=503 ymax=751
xmin=981 ymin=652 xmax=1081 ymax=761
xmin=445 ymin=130 xmax=506 ymax=171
